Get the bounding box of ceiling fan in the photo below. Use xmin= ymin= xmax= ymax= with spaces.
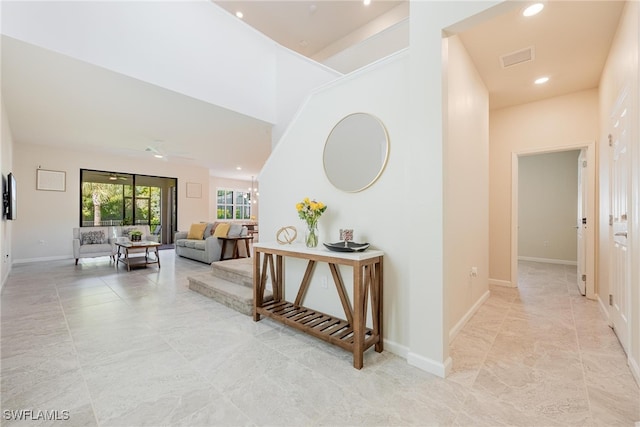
xmin=144 ymin=142 xmax=194 ymax=162
xmin=145 ymin=144 xmax=169 ymax=160
xmin=108 ymin=172 xmax=129 ymax=181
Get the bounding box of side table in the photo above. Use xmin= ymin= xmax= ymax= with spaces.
xmin=219 ymin=236 xmax=253 ymax=260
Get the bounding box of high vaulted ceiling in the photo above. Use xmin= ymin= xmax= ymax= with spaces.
xmin=1 ymin=1 xmax=627 ymax=180
xmin=213 ymin=0 xmax=406 ymax=58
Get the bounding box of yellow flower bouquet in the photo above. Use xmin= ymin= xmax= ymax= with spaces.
xmin=296 ymin=197 xmax=327 ymax=247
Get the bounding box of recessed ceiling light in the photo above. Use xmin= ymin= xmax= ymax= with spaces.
xmin=523 ymin=3 xmax=544 ymax=17
xmin=235 ymin=11 xmax=243 ymax=19
xmin=236 ymin=166 xmax=242 ymax=170
xmin=534 ymin=76 xmax=549 ymax=85
xmin=154 ymin=154 xmax=164 ymax=159
xmin=363 ymin=0 xmax=371 ymax=5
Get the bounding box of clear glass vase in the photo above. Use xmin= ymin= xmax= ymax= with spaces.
xmin=305 ymin=223 xmax=318 ymax=248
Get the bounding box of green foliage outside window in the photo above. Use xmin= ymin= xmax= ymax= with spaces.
xmin=82 ymin=181 xmax=161 ymax=226
xmin=217 ymin=189 xmax=251 ymax=220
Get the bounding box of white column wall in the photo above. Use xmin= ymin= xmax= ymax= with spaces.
xmin=444 ymin=35 xmax=490 ymax=341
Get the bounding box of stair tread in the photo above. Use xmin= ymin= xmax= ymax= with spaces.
xmin=190 ymin=274 xmax=248 ymax=296
xmin=188 ymin=272 xmax=272 ymax=313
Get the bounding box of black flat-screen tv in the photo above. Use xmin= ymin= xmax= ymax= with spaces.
xmin=4 ymin=172 xmax=16 ymax=220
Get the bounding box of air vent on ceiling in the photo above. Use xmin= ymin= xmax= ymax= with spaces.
xmin=500 ymin=46 xmax=535 ymax=68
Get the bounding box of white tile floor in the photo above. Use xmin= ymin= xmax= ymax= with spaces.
xmin=1 ymin=254 xmax=638 ymax=426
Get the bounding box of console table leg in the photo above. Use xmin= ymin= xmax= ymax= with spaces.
xmin=253 ymin=251 xmax=262 ymax=321
xmin=353 ymin=265 xmax=364 ymax=369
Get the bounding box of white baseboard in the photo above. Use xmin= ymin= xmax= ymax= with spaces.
xmin=13 ymin=255 xmax=70 ymax=264
xmin=1 ymin=270 xmax=8 ymax=293
xmin=517 ymin=256 xmax=577 ymax=266
xmin=449 ymin=290 xmax=490 ymax=342
xmin=489 ymin=278 xmax=515 ymax=288
xmin=629 ymin=354 xmax=640 ymax=389
xmin=383 ymin=339 xmax=409 ymax=359
xmin=597 ymin=295 xmax=611 ymax=324
xmin=407 ymin=352 xmax=451 ymax=378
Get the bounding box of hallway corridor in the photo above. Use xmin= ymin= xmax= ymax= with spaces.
xmin=449 ymin=261 xmax=639 ymax=425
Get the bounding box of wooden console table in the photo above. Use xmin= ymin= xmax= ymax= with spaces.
xmin=252 ymin=242 xmax=383 ymax=369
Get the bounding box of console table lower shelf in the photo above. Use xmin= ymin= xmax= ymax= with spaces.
xmin=252 ymin=242 xmax=384 ymax=369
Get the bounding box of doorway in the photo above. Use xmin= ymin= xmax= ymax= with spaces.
xmin=511 ymin=145 xmax=596 ymax=298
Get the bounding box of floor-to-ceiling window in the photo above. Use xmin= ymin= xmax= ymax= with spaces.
xmin=80 ymin=169 xmax=178 ymax=243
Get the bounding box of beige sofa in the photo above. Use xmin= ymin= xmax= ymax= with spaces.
xmin=174 ymin=222 xmax=249 ymax=264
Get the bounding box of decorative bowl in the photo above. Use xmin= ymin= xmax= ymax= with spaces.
xmin=323 ymin=242 xmax=370 ymax=252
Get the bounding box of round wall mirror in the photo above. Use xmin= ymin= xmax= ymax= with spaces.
xmin=323 ymin=113 xmax=389 ymax=192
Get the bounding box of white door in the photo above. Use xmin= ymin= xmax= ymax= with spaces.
xmin=609 ymin=89 xmax=631 ymax=354
xmin=576 ymin=149 xmax=587 ymax=296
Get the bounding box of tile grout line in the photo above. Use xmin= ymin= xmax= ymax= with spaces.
xmin=450 ymin=287 xmax=519 ymax=426
xmin=564 ymin=265 xmax=597 ymax=424
xmin=54 ymin=281 xmax=103 ymax=427
xmin=116 ymin=284 xmax=257 ymax=426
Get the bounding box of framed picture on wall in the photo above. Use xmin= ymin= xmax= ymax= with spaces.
xmin=36 ymin=169 xmax=66 ymax=192
xmin=186 ymin=182 xmax=202 ymax=198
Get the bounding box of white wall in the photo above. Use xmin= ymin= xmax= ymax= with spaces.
xmin=313 ymin=2 xmax=409 ymax=64
xmin=2 ymin=1 xmax=339 ymax=141
xmin=598 ymin=0 xmax=639 ymax=384
xmin=489 ymin=89 xmax=599 ymax=286
xmin=406 ymin=0 xmax=501 ymax=376
xmin=319 ymin=19 xmax=409 ymax=75
xmin=444 ymin=35 xmax=490 ymax=340
xmin=260 ymin=51 xmax=411 ymax=351
xmin=273 ymin=49 xmax=341 ymax=146
xmin=11 ymin=143 xmax=209 ymax=262
xmin=2 ymin=1 xmax=275 ymax=123
xmin=518 ymin=150 xmax=580 ymax=264
xmin=1 ymin=97 xmax=15 ymax=288
xmin=259 ymin=0 xmax=502 ymax=378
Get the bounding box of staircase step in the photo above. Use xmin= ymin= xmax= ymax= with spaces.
xmin=188 ymin=272 xmax=271 ymax=316
xmin=211 ymin=258 xmax=253 ymax=288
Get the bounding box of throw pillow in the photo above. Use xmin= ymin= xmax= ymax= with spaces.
xmin=80 ymin=230 xmax=105 ymax=245
xmin=228 ymin=223 xmax=243 ymax=237
xmin=210 ymin=222 xmax=221 ymax=235
xmin=187 ymin=223 xmax=208 ymax=240
xmin=213 ymin=223 xmax=230 ymax=237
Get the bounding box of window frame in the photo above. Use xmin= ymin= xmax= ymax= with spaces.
xmin=79 ymin=169 xmax=174 ymax=228
xmin=216 ymin=188 xmax=252 ymax=220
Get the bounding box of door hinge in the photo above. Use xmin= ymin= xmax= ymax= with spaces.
xmin=609 ymin=294 xmax=613 ymax=306
xmin=581 ymin=274 xmax=587 ymax=282
xmin=582 ymin=160 xmax=587 ymax=168
xmin=609 ymin=214 xmax=614 ymax=226
xmin=582 ymin=217 xmax=587 ymax=225
xmin=608 ymin=134 xmax=613 ymax=147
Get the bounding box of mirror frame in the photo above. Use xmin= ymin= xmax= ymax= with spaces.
xmin=323 ymin=113 xmax=390 ymax=193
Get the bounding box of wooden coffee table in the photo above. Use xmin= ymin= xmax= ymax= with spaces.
xmin=115 ymin=241 xmax=161 ymax=271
